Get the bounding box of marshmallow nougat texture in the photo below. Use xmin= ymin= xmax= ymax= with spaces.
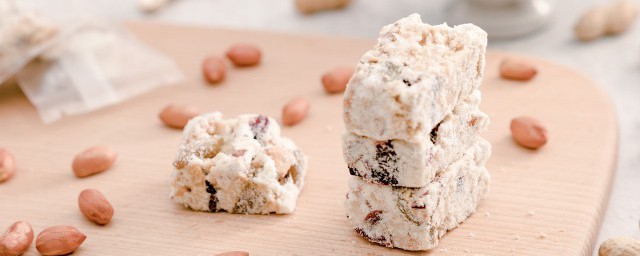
xmin=343 ymin=13 xmax=488 ymax=142
xmin=343 ymin=90 xmax=488 ymax=187
xmin=170 ymin=113 xmax=307 ymax=214
xmin=345 ymin=139 xmax=491 ymax=251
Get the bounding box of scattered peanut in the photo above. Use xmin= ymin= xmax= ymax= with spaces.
xmin=574 ymin=5 xmax=611 ymax=41
xmin=72 ymin=145 xmax=118 ymax=178
xmin=322 ymin=66 xmax=354 ymax=94
xmin=0 ymin=148 xmax=15 ymax=183
xmin=598 ymin=237 xmax=640 ymax=256
xmin=607 ymin=0 xmax=639 ymax=34
xmin=295 ymin=0 xmax=351 ymax=14
xmin=35 ymin=226 xmax=86 ymax=256
xmin=78 ymin=189 xmax=114 ymax=225
xmin=0 ymin=221 xmax=34 ymax=256
xmin=574 ymin=0 xmax=638 ymax=41
xmin=159 ymin=103 xmax=200 ymax=129
xmin=216 ymin=251 xmax=249 ymax=256
xmin=138 ymin=0 xmax=172 ymax=13
xmin=282 ymin=97 xmax=310 ymax=126
xmin=500 ymin=59 xmax=538 ymax=81
xmin=202 ymin=56 xmax=226 ymax=84
xmin=510 ymin=116 xmax=548 ymax=149
xmin=226 ymin=44 xmax=261 ymax=67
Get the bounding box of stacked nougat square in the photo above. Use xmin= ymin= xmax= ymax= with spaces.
xmin=342 ymin=14 xmax=491 ymax=251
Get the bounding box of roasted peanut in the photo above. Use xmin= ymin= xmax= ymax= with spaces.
xmin=72 ymin=145 xmax=118 ymax=178
xmin=202 ymin=56 xmax=226 ymax=84
xmin=500 ymin=59 xmax=537 ymax=81
xmin=216 ymin=251 xmax=249 ymax=256
xmin=510 ymin=116 xmax=548 ymax=149
xmin=607 ymin=0 xmax=639 ymax=34
xmin=78 ymin=189 xmax=114 ymax=225
xmin=282 ymin=98 xmax=310 ymax=126
xmin=598 ymin=237 xmax=640 ymax=256
xmin=575 ymin=0 xmax=638 ymax=41
xmin=575 ymin=5 xmax=611 ymax=41
xmin=295 ymin=0 xmax=351 ymax=14
xmin=322 ymin=66 xmax=354 ymax=94
xmin=0 ymin=148 xmax=15 ymax=183
xmin=0 ymin=221 xmax=34 ymax=256
xmin=226 ymin=44 xmax=261 ymax=67
xmin=159 ymin=103 xmax=200 ymax=129
xmin=35 ymin=226 xmax=85 ymax=256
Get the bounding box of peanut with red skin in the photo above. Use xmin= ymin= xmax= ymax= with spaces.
xmin=35 ymin=226 xmax=86 ymax=256
xmin=78 ymin=189 xmax=114 ymax=225
xmin=72 ymin=145 xmax=117 ymax=178
xmin=226 ymin=44 xmax=261 ymax=67
xmin=0 ymin=221 xmax=34 ymax=256
xmin=0 ymin=148 xmax=15 ymax=183
xmin=500 ymin=59 xmax=537 ymax=81
xmin=510 ymin=116 xmax=548 ymax=149
xmin=202 ymin=56 xmax=226 ymax=84
xmin=159 ymin=104 xmax=200 ymax=129
xmin=322 ymin=66 xmax=354 ymax=93
xmin=216 ymin=251 xmax=249 ymax=256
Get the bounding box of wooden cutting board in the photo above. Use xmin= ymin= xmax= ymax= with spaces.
xmin=0 ymin=22 xmax=617 ymax=256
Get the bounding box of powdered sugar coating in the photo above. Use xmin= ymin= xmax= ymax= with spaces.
xmin=170 ymin=112 xmax=307 ymax=214
xmin=343 ymin=90 xmax=488 ymax=187
xmin=343 ymin=14 xmax=487 ymax=142
xmin=345 ymin=139 xmax=491 ymax=250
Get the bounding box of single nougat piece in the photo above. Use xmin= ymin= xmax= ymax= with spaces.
xmin=345 ymin=139 xmax=491 ymax=251
xmin=343 ymin=13 xmax=487 ymax=142
xmin=170 ymin=112 xmax=307 ymax=214
xmin=343 ymin=90 xmax=488 ymax=187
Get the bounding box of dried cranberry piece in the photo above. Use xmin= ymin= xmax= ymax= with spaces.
xmin=354 ymin=228 xmax=393 ymax=248
xmin=372 ymin=141 xmax=399 ymax=185
xmin=249 ymin=115 xmax=269 ymax=140
xmin=348 ymin=166 xmax=360 ymax=176
xmin=205 ymin=180 xmax=218 ymax=212
xmin=365 ymin=210 xmax=383 ymax=225
xmin=430 ymin=121 xmax=442 ymax=144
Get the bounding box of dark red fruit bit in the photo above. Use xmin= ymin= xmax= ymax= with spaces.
xmin=354 ymin=228 xmax=393 ymax=248
xmin=411 ymin=203 xmax=426 ymax=209
xmin=205 ymin=180 xmax=218 ymax=212
xmin=430 ymin=121 xmax=442 ymax=144
xmin=249 ymin=115 xmax=269 ymax=140
xmin=402 ymin=79 xmax=412 ymax=87
xmin=348 ymin=166 xmax=361 ymax=177
xmin=371 ymin=141 xmax=399 ymax=185
xmin=205 ymin=180 xmax=217 ymax=195
xmin=365 ymin=210 xmax=383 ymax=225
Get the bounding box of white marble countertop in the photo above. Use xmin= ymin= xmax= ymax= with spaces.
xmin=78 ymin=0 xmax=640 ymax=252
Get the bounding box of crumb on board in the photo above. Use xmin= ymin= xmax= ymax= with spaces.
xmin=554 ymin=239 xmax=560 ymax=242
xmin=484 ymin=211 xmax=491 ymax=217
xmin=439 ymin=248 xmax=448 ymax=252
xmin=538 ymin=232 xmax=547 ymax=239
xmin=514 ymin=235 xmax=521 ymax=240
xmin=558 ymin=228 xmax=567 ymax=232
xmin=527 ymin=210 xmax=536 ymax=216
xmin=468 ymin=232 xmax=476 ymax=238
xmin=465 ymin=249 xmax=471 ymax=253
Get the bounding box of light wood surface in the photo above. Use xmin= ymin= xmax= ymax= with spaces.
xmin=0 ymin=22 xmax=617 ymax=255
